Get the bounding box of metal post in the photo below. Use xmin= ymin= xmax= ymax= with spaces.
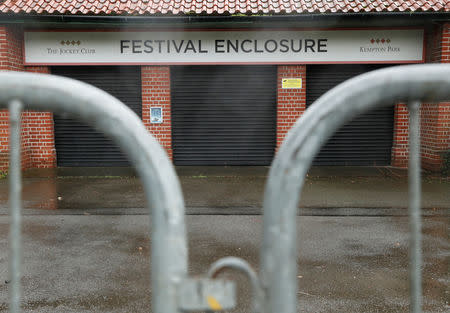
xmin=408 ymin=100 xmax=422 ymax=313
xmin=8 ymin=99 xmax=23 ymax=313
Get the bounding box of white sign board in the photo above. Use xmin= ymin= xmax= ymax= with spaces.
xmin=150 ymin=107 xmax=163 ymax=124
xmin=24 ymin=29 xmax=424 ymax=65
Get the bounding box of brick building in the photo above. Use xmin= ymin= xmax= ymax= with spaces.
xmin=0 ymin=1 xmax=449 ymax=171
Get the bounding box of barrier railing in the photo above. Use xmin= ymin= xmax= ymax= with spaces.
xmin=260 ymin=64 xmax=450 ymax=313
xmin=2 ymin=72 xmax=190 ymax=313
xmin=4 ymin=64 xmax=450 ymax=313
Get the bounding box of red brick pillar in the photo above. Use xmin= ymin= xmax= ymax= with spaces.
xmin=391 ymin=103 xmax=409 ymax=168
xmin=0 ymin=26 xmax=56 ymax=170
xmin=0 ymin=25 xmax=25 ymax=171
xmin=421 ymin=23 xmax=450 ymax=171
xmin=391 ymin=23 xmax=450 ymax=171
xmin=276 ymin=65 xmax=306 ymax=150
xmin=0 ymin=25 xmax=24 ymax=71
xmin=23 ymin=66 xmax=56 ymax=168
xmin=141 ymin=66 xmax=173 ymax=159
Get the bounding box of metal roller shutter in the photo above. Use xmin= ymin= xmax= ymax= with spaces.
xmin=306 ymin=65 xmax=394 ymax=166
xmin=171 ymin=66 xmax=276 ymax=165
xmin=52 ymin=66 xmax=142 ymax=167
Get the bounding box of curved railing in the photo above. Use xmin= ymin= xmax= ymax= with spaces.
xmin=260 ymin=64 xmax=450 ymax=313
xmin=1 ymin=72 xmax=187 ymax=313
xmin=4 ymin=64 xmax=450 ymax=313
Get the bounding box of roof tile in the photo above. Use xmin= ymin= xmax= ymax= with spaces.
xmin=0 ymin=0 xmax=447 ymax=15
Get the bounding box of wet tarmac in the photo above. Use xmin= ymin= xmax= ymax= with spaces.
xmin=0 ymin=166 xmax=448 ymax=312
xmin=0 ymin=215 xmax=448 ymax=312
xmin=0 ymin=166 xmax=449 ymax=213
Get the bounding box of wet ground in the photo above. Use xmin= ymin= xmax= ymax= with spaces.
xmin=0 ymin=166 xmax=449 ymax=214
xmin=0 ymin=166 xmax=448 ymax=312
xmin=0 ymin=215 xmax=448 ymax=312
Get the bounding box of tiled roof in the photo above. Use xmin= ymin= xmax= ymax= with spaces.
xmin=0 ymin=0 xmax=448 ymax=16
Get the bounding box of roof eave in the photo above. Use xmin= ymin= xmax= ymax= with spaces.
xmin=0 ymin=11 xmax=449 ymax=28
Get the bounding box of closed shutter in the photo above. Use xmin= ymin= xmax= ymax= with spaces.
xmin=52 ymin=66 xmax=141 ymax=167
xmin=306 ymin=65 xmax=394 ymax=166
xmin=171 ymin=66 xmax=276 ymax=165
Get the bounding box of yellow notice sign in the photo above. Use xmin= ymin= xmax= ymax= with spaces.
xmin=282 ymin=78 xmax=302 ymax=89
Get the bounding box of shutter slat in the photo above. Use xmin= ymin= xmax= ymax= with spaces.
xmin=52 ymin=66 xmax=142 ymax=167
xmin=171 ymin=65 xmax=276 ymax=166
xmin=306 ymin=64 xmax=394 ymax=166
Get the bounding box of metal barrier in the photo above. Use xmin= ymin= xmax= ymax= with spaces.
xmin=261 ymin=64 xmax=450 ymax=313
xmin=4 ymin=64 xmax=450 ymax=313
xmin=2 ymin=72 xmax=234 ymax=313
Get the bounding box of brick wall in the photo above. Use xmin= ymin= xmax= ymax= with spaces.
xmin=392 ymin=23 xmax=450 ymax=171
xmin=276 ymin=65 xmax=306 ymax=149
xmin=441 ymin=23 xmax=450 ymax=63
xmin=23 ymin=66 xmax=56 ymax=169
xmin=421 ymin=23 xmax=450 ymax=171
xmin=428 ymin=24 xmax=443 ymax=63
xmin=0 ymin=25 xmax=25 ymax=171
xmin=391 ymin=103 xmax=409 ymax=168
xmin=0 ymin=25 xmax=447 ymax=171
xmin=141 ymin=66 xmax=173 ymax=159
xmin=0 ymin=25 xmax=23 ymax=71
xmin=0 ymin=26 xmax=56 ymax=171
